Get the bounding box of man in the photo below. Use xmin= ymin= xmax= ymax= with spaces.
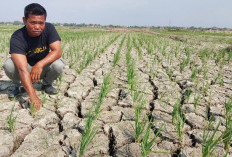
xmin=3 ymin=3 xmax=64 ymax=111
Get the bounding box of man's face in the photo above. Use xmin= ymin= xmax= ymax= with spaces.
xmin=23 ymin=14 xmax=46 ymax=37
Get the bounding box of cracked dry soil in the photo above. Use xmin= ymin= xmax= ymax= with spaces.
xmin=0 ymin=33 xmax=232 ymax=157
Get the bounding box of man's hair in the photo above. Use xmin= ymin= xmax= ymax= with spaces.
xmin=24 ymin=3 xmax=47 ymax=19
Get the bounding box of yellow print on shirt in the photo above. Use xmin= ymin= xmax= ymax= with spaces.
xmin=26 ymin=46 xmax=47 ymax=55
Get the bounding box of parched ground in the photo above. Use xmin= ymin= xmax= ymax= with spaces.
xmin=0 ymin=30 xmax=232 ymax=157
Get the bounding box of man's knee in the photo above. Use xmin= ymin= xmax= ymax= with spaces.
xmin=50 ymin=59 xmax=65 ymax=74
xmin=3 ymin=58 xmax=16 ymax=77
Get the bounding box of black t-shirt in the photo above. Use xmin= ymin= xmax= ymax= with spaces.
xmin=9 ymin=22 xmax=61 ymax=66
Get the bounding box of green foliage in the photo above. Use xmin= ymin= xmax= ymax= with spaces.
xmin=172 ymin=99 xmax=185 ymax=144
xmin=113 ymin=35 xmax=125 ymax=66
xmin=79 ymin=74 xmax=112 ymax=157
xmin=223 ymin=99 xmax=232 ymax=152
xmin=202 ymin=120 xmax=222 ymax=157
xmin=7 ymin=105 xmax=17 ymax=132
xmin=134 ymin=92 xmax=147 ymax=142
xmin=30 ymin=103 xmax=37 ymax=117
xmin=141 ymin=122 xmax=163 ymax=157
xmin=132 ymin=37 xmax=142 ymax=59
xmin=79 ymin=105 xmax=98 ymax=157
xmin=191 ymin=67 xmax=197 ymax=81
xmin=165 ymin=67 xmax=172 ymax=80
xmin=215 ymin=49 xmax=226 ymax=64
xmin=193 ymin=93 xmax=201 ymax=111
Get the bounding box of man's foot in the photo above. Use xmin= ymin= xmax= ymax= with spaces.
xmin=9 ymin=86 xmax=25 ymax=98
xmin=41 ymin=84 xmax=58 ymax=95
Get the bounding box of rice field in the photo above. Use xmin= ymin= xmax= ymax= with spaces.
xmin=0 ymin=24 xmax=232 ymax=157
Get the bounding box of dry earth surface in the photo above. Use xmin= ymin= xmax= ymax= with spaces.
xmin=0 ymin=29 xmax=232 ymax=157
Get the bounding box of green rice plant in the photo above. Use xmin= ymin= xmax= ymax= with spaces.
xmin=127 ymin=60 xmax=136 ymax=92
xmin=211 ymin=73 xmax=220 ymax=85
xmin=179 ymin=48 xmax=191 ymax=73
xmin=113 ymin=50 xmax=120 ymax=66
xmin=41 ymin=92 xmax=52 ymax=104
xmin=94 ymin=74 xmax=112 ymax=115
xmin=227 ymin=50 xmax=232 ymax=62
xmin=179 ymin=60 xmax=186 ymax=73
xmin=219 ymin=78 xmax=224 ymax=87
xmin=202 ymin=120 xmax=223 ymax=157
xmin=223 ymin=99 xmax=232 ymax=152
xmin=7 ymin=105 xmax=17 ymax=132
xmin=199 ymin=49 xmax=210 ymax=65
xmin=161 ymin=46 xmax=166 ymax=57
xmin=191 ymin=67 xmax=197 ymax=81
xmin=203 ymin=82 xmax=210 ymax=97
xmin=132 ymin=37 xmax=142 ymax=59
xmin=215 ymin=49 xmax=226 ymax=64
xmin=172 ymin=99 xmax=185 ymax=145
xmin=126 ymin=50 xmax=131 ymax=65
xmin=165 ymin=67 xmax=172 ymax=80
xmin=184 ymin=89 xmax=192 ymax=104
xmin=193 ymin=93 xmax=201 ymax=111
xmin=30 ymin=102 xmax=37 ymax=117
xmin=113 ymin=36 xmax=125 ymax=66
xmin=147 ymin=43 xmax=153 ymax=55
xmin=152 ymin=70 xmax=158 ymax=79
xmin=203 ymin=68 xmax=209 ymax=80
xmin=175 ymin=114 xmax=185 ymax=145
xmin=79 ymin=104 xmax=98 ymax=157
xmin=141 ymin=122 xmax=164 ymax=157
xmin=133 ymin=92 xmax=147 ymax=143
xmin=79 ymin=74 xmax=112 ymax=157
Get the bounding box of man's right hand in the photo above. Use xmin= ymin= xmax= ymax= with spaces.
xmin=11 ymin=54 xmax=42 ymax=111
xmin=30 ymin=96 xmax=42 ymax=111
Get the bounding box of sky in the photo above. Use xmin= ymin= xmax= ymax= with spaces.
xmin=0 ymin=0 xmax=231 ymax=28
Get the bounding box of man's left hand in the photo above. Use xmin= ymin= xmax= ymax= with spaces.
xmin=30 ymin=63 xmax=43 ymax=83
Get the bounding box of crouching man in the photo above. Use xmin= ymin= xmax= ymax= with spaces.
xmin=3 ymin=3 xmax=64 ymax=111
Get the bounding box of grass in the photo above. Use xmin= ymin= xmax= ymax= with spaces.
xmin=7 ymin=105 xmax=17 ymax=132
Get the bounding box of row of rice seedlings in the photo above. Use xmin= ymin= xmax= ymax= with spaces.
xmin=79 ymin=73 xmax=112 ymax=157
xmin=179 ymin=48 xmax=191 ymax=73
xmin=60 ymin=30 xmax=120 ymax=70
xmin=0 ymin=29 xmax=15 ymax=66
xmin=113 ymin=35 xmax=126 ymax=66
xmin=76 ymin=34 xmax=120 ymax=73
xmin=132 ymin=36 xmax=143 ymax=59
xmin=125 ymin=38 xmax=164 ymax=156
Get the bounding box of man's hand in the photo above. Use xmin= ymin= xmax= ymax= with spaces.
xmin=30 ymin=96 xmax=42 ymax=111
xmin=30 ymin=62 xmax=43 ymax=83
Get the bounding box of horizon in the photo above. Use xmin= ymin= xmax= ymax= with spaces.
xmin=1 ymin=21 xmax=232 ymax=29
xmin=0 ymin=0 xmax=231 ymax=28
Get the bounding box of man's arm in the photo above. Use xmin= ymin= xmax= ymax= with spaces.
xmin=11 ymin=53 xmax=42 ymax=111
xmin=30 ymin=40 xmax=62 ymax=82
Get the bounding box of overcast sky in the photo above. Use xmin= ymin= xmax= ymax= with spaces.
xmin=0 ymin=0 xmax=231 ymax=28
